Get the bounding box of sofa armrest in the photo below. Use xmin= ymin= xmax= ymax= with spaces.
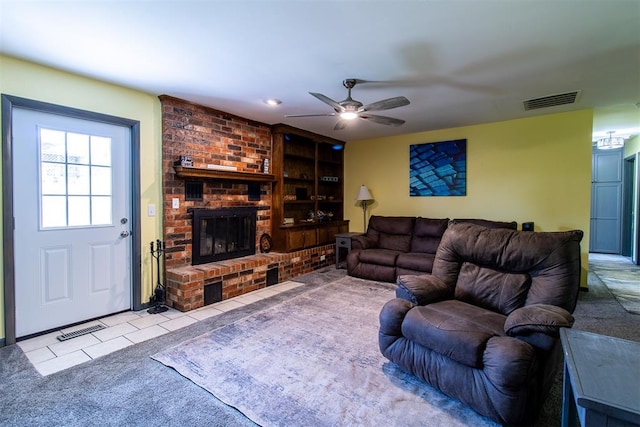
xmin=504 ymin=304 xmax=574 ymax=350
xmin=351 ymin=235 xmax=376 ymax=250
xmin=395 ymin=274 xmax=453 ymax=305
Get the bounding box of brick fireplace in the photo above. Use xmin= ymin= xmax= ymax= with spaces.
xmin=160 ymin=96 xmax=334 ymax=311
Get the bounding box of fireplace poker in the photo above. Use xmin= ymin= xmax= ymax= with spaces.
xmin=148 ymin=239 xmax=168 ymax=314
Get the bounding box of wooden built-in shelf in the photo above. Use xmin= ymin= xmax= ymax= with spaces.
xmin=173 ymin=166 xmax=276 ymax=183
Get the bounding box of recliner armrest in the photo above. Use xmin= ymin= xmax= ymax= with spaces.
xmin=378 ymin=298 xmax=414 ymax=352
xmin=351 ymin=235 xmax=376 ymax=250
xmin=504 ymin=304 xmax=574 ymax=350
xmin=396 ymin=274 xmax=453 ymax=305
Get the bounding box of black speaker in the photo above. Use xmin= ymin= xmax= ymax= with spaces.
xmin=522 ymin=222 xmax=534 ymax=232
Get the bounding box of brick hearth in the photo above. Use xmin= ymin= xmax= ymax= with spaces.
xmin=160 ymin=96 xmax=336 ymax=311
xmin=166 ymin=245 xmax=335 ymax=311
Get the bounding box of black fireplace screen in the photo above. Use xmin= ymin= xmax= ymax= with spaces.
xmin=191 ymin=207 xmax=257 ymax=265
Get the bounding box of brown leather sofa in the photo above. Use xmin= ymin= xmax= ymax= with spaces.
xmin=379 ymin=222 xmax=584 ymax=426
xmin=346 ymin=216 xmax=517 ymax=282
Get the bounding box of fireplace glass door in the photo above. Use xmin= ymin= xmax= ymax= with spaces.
xmin=192 ymin=207 xmax=257 ymax=265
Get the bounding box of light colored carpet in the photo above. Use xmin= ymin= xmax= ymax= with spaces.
xmin=153 ymin=276 xmax=498 ymax=427
xmin=590 ymin=254 xmax=640 ymax=315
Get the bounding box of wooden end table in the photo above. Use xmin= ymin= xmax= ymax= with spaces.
xmin=335 ymin=232 xmax=363 ymax=269
xmin=560 ymin=328 xmax=640 ymax=427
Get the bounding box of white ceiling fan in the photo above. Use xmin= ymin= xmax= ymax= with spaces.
xmin=285 ymin=79 xmax=410 ymax=130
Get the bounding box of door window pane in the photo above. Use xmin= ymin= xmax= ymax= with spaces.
xmin=39 ymin=128 xmax=113 ymax=229
xmin=41 ymin=163 xmax=66 ymax=195
xmin=40 ymin=129 xmax=66 ymax=162
xmin=67 ymin=132 xmax=90 ymax=164
xmin=91 ymin=196 xmax=111 ymax=225
xmin=91 ymin=136 xmax=111 ymax=166
xmin=41 ymin=196 xmax=67 ymax=228
xmin=68 ymin=196 xmax=91 ymax=226
xmin=67 ymin=165 xmax=90 ymax=195
xmin=91 ymin=166 xmax=111 ymax=195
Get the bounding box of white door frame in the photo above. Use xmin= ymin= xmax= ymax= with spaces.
xmin=2 ymin=94 xmax=142 ymax=346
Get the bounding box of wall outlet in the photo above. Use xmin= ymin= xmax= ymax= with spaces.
xmin=147 ymin=204 xmax=156 ymax=217
xmin=172 ymin=198 xmax=180 ymax=209
xmin=320 ymin=255 xmax=326 ymax=261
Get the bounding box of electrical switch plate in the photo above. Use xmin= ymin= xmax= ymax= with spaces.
xmin=147 ymin=204 xmax=156 ymax=217
xmin=172 ymin=198 xmax=180 ymax=209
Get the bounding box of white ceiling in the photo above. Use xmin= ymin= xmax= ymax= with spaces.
xmin=1 ymin=0 xmax=639 ymax=142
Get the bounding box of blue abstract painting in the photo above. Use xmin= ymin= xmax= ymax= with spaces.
xmin=410 ymin=139 xmax=467 ymax=196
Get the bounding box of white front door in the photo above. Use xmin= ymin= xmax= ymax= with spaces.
xmin=13 ymin=108 xmax=132 ymax=338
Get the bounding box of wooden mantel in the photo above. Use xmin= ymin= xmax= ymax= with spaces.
xmin=173 ymin=166 xmax=276 ymax=183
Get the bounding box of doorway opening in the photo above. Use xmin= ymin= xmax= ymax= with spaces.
xmin=622 ymin=154 xmax=639 ymax=264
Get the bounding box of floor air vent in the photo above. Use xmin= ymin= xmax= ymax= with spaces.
xmin=56 ymin=324 xmax=106 ymax=341
xmin=523 ymin=91 xmax=581 ymax=111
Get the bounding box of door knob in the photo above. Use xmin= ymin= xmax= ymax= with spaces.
xmin=120 ymin=231 xmax=131 ymax=238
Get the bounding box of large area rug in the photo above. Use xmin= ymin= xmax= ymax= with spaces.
xmin=590 ymin=255 xmax=640 ymax=315
xmin=153 ymin=276 xmax=498 ymax=427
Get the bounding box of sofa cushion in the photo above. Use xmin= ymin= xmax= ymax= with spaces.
xmin=452 ymin=218 xmax=518 ymax=230
xmin=379 ymin=233 xmax=412 ymax=252
xmin=401 ymin=300 xmax=506 ymax=368
xmin=396 ymin=252 xmax=436 ymax=273
xmin=367 ymin=216 xmax=415 ymax=252
xmin=358 ymin=248 xmax=401 ymax=267
xmin=409 ymin=218 xmax=449 ymax=253
xmin=454 ymin=262 xmax=531 ymax=315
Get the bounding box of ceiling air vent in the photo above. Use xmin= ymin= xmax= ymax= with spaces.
xmin=523 ymin=91 xmax=581 ymax=111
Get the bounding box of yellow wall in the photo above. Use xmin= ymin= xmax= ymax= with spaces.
xmin=344 ymin=109 xmax=593 ymax=286
xmin=0 ymin=55 xmax=163 ymax=341
xmin=624 ymin=134 xmax=639 ymax=157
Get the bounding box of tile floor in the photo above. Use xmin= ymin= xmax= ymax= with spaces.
xmin=17 ymin=280 xmax=304 ymax=376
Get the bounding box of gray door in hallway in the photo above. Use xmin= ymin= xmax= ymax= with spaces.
xmin=590 ymin=148 xmax=623 ymax=254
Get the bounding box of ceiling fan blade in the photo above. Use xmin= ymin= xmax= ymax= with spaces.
xmin=359 ymin=96 xmax=410 ymax=112
xmin=285 ymin=113 xmax=336 ymax=118
xmin=309 ymin=92 xmax=345 ymax=112
xmin=333 ymin=119 xmax=349 ymax=131
xmin=360 ymin=114 xmax=406 ymax=127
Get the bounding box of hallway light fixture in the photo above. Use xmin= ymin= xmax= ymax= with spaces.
xmin=597 ymin=131 xmax=625 ymax=150
xmin=356 ymin=185 xmax=373 ymax=232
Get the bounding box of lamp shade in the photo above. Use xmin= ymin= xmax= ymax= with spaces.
xmin=356 ymin=185 xmax=373 ymax=201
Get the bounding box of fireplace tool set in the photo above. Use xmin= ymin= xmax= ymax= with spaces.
xmin=148 ymin=239 xmax=168 ymax=314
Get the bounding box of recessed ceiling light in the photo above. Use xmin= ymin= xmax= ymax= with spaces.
xmin=265 ymin=99 xmax=282 ymax=106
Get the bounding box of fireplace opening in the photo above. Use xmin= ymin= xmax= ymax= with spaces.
xmin=191 ymin=207 xmax=257 ymax=265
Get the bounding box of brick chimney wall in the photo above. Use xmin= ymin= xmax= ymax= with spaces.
xmin=160 ymin=95 xmax=273 ymax=268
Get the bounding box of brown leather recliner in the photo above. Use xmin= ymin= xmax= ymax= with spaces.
xmin=379 ymin=222 xmax=583 ymax=426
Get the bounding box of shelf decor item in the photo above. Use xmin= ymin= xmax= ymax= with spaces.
xmin=259 ymin=233 xmax=273 ymax=253
xmin=175 ymin=155 xmax=193 ymax=167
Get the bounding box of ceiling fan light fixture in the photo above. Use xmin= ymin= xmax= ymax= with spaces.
xmin=340 ymin=111 xmax=358 ymax=120
xmin=264 ymin=98 xmax=282 ymax=106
